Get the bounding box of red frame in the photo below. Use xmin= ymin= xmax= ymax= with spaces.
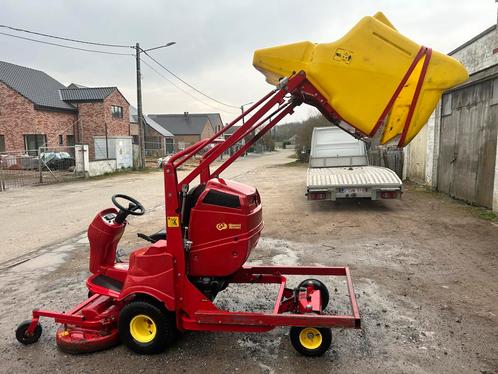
xmin=24 ymin=71 xmax=363 ymax=350
xmin=160 ymin=72 xmax=361 ymax=332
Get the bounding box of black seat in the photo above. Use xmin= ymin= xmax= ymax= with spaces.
xmin=182 ymin=184 xmax=206 ymax=227
xmin=142 ymin=184 xmax=206 ymax=243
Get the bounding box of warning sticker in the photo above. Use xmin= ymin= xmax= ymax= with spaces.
xmin=167 ymin=216 xmax=180 ymax=227
xmin=333 ymin=48 xmax=353 ymax=64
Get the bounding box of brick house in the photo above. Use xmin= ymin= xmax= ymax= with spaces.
xmin=148 ymin=112 xmax=222 ymax=150
xmin=0 ymin=60 xmax=131 ymax=160
xmin=59 ymin=86 xmax=130 ymax=159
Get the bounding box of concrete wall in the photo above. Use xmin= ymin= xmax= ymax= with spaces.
xmin=450 ymin=26 xmax=498 ymax=74
xmin=406 ymin=122 xmax=428 ymax=183
xmin=75 ymin=144 xmax=117 ymax=177
xmin=88 ymin=159 xmax=116 ymax=177
xmin=404 ymin=13 xmax=498 ymax=212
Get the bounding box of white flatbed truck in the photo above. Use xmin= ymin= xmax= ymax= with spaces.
xmin=306 ymin=127 xmax=402 ymax=201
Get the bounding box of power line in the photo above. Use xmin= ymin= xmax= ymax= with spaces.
xmin=140 ymin=58 xmax=239 ymax=114
xmin=0 ymin=31 xmax=134 ymax=56
xmin=0 ymin=24 xmax=132 ymax=49
xmin=1 ymin=24 xmax=240 ymax=113
xmin=141 ymin=50 xmax=240 ymax=109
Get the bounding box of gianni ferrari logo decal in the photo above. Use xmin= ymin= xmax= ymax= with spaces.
xmin=216 ymin=223 xmax=241 ymax=231
xmin=216 ymin=223 xmax=228 ymax=231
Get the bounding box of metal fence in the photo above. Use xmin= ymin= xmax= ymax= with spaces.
xmin=0 ymin=146 xmax=85 ymax=191
xmin=368 ymin=147 xmax=404 ymax=179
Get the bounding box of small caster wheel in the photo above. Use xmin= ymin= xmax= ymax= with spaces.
xmin=298 ymin=278 xmax=330 ymax=309
xmin=16 ymin=320 xmax=42 ymax=345
xmin=290 ymin=326 xmax=332 ymax=357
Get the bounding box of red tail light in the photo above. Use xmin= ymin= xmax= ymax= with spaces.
xmin=309 ymin=192 xmax=327 ymax=200
xmin=380 ymin=191 xmax=397 ymax=199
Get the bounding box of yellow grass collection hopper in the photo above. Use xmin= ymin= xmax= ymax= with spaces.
xmin=253 ymin=12 xmax=468 ymax=147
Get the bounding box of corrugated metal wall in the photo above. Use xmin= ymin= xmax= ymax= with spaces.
xmin=437 ymin=77 xmax=498 ymax=207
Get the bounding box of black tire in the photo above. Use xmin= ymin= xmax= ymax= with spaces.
xmin=16 ymin=320 xmax=42 ymax=345
xmin=290 ymin=326 xmax=332 ymax=357
xmin=298 ymin=278 xmax=330 ymax=310
xmin=118 ymin=300 xmax=175 ymax=354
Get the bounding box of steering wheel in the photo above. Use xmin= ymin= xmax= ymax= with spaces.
xmin=112 ymin=194 xmax=145 ymax=224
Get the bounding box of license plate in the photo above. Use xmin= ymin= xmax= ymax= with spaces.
xmin=338 ymin=187 xmax=367 ymax=193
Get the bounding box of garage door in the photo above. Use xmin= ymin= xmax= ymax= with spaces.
xmin=437 ymin=78 xmax=497 ymax=208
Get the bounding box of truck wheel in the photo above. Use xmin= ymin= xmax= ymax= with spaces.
xmin=119 ymin=301 xmax=175 ymax=354
xmin=290 ymin=326 xmax=332 ymax=357
xmin=16 ymin=320 xmax=42 ymax=345
xmin=298 ymin=279 xmax=330 ymax=309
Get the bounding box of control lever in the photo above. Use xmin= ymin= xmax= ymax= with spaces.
xmin=137 ymin=233 xmax=156 ymax=243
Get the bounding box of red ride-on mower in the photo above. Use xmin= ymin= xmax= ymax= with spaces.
xmin=16 ymin=73 xmax=361 ymax=356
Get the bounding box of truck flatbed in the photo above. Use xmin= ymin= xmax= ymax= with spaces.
xmin=306 ymin=127 xmax=402 ymax=201
xmin=307 ymin=165 xmax=402 ymax=200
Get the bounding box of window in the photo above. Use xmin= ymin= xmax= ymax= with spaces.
xmin=442 ymin=93 xmax=452 ymax=116
xmin=66 ymin=135 xmax=75 ymax=146
xmin=24 ymin=134 xmax=47 ymax=155
xmin=111 ymin=105 xmax=123 ymax=119
xmin=58 ymin=134 xmax=64 ymax=146
xmin=0 ymin=135 xmax=5 ymax=153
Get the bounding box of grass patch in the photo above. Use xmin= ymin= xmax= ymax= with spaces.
xmin=278 ymin=160 xmax=307 ymax=167
xmin=478 ymin=209 xmax=498 ymax=221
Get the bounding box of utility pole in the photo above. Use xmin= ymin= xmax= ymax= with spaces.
xmin=135 ymin=41 xmax=176 ymax=169
xmin=135 ymin=43 xmax=145 ymax=169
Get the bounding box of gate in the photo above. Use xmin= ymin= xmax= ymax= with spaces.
xmin=368 ymin=147 xmax=404 ymax=179
xmin=0 ymin=146 xmax=86 ymax=191
xmin=437 ymin=78 xmax=497 ymax=208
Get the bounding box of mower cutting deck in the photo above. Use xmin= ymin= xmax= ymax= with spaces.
xmin=16 ymin=12 xmax=467 ymax=357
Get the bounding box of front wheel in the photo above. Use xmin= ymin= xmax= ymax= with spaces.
xmin=16 ymin=320 xmax=42 ymax=345
xmin=118 ymin=301 xmax=175 ymax=354
xmin=289 ymin=326 xmax=332 ymax=357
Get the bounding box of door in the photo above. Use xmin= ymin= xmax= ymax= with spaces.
xmin=437 ymin=78 xmax=497 ymax=207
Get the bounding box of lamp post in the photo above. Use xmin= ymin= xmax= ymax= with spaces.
xmin=136 ymin=41 xmax=176 ymax=168
xmin=240 ymin=101 xmax=254 ymax=126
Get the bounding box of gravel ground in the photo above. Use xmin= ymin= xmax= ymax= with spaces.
xmin=0 ymin=149 xmax=497 ymax=373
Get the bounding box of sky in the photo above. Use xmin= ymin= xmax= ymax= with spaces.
xmin=0 ymin=0 xmax=496 ymax=124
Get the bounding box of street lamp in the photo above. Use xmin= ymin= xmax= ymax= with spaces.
xmin=240 ymin=101 xmax=254 ymax=126
xmin=135 ymin=41 xmax=176 ymax=168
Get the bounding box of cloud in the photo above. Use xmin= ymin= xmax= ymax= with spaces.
xmin=0 ymin=0 xmax=495 ymax=123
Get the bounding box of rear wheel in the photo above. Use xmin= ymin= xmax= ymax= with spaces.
xmin=298 ymin=279 xmax=330 ymax=310
xmin=16 ymin=320 xmax=42 ymax=345
xmin=290 ymin=326 xmax=332 ymax=357
xmin=118 ymin=301 xmax=175 ymax=354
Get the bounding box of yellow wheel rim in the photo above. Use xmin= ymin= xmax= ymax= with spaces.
xmin=130 ymin=314 xmax=157 ymax=343
xmin=299 ymin=327 xmax=322 ymax=350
